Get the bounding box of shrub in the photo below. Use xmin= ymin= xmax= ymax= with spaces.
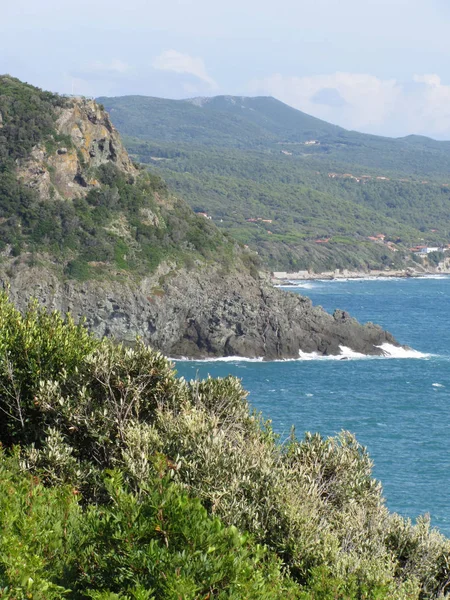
xmin=0 ymin=452 xmax=298 ymax=600
xmin=0 ymin=294 xmax=448 ymax=598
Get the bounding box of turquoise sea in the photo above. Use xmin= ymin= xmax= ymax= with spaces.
xmin=175 ymin=277 xmax=450 ymax=535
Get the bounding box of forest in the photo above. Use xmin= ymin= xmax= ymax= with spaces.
xmin=99 ymin=94 xmax=450 ymax=271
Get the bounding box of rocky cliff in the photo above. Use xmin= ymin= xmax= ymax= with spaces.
xmin=0 ymin=76 xmax=402 ymax=359
xmin=2 ymin=261 xmax=400 ymax=359
xmin=16 ymin=97 xmax=136 ymax=201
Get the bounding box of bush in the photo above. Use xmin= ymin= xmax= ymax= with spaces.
xmin=0 ymin=452 xmax=298 ymax=600
xmin=0 ymin=292 xmax=98 ymax=447
xmin=0 ymin=294 xmax=448 ymax=598
xmin=65 ymin=258 xmax=91 ymax=280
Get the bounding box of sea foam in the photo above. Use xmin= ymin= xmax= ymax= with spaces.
xmin=375 ymin=343 xmax=431 ymax=359
xmin=297 ymin=344 xmax=430 ymax=361
xmin=173 ymin=355 xmax=265 ymax=363
xmin=173 ymin=344 xmax=430 ymax=363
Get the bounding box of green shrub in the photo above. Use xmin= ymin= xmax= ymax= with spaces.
xmin=0 ymin=292 xmax=98 ymax=446
xmin=0 ymin=294 xmax=448 ymax=598
xmin=65 ymin=258 xmax=91 ymax=280
xmin=0 ymin=452 xmax=298 ymax=600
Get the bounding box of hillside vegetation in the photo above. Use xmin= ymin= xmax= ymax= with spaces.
xmin=0 ymin=76 xmax=248 ymax=281
xmin=0 ymin=293 xmax=449 ymax=599
xmin=98 ymin=94 xmax=450 ymax=271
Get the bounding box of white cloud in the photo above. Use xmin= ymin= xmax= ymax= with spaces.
xmin=249 ymin=72 xmax=450 ymax=138
xmin=152 ymin=50 xmax=218 ymax=90
xmin=66 ymin=60 xmax=133 ymax=96
xmin=413 ymin=73 xmax=441 ymax=87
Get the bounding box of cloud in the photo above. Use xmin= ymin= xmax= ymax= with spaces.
xmin=413 ymin=73 xmax=441 ymax=87
xmin=70 ymin=59 xmax=133 ymax=90
xmin=249 ymin=72 xmax=450 ymax=138
xmin=152 ymin=50 xmax=218 ymax=90
xmin=249 ymin=72 xmax=401 ymax=133
xmin=311 ymin=88 xmax=347 ymax=108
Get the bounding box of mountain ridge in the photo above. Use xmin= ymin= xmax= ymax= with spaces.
xmin=99 ymin=92 xmax=450 ymax=148
xmin=98 ymin=92 xmax=450 ymax=272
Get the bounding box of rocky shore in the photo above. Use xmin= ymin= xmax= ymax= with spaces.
xmin=2 ymin=261 xmax=403 ymax=361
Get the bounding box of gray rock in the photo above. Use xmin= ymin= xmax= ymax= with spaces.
xmin=1 ymin=263 xmax=401 ymax=360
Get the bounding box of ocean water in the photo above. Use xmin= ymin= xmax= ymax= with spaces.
xmin=175 ymin=277 xmax=450 ymax=535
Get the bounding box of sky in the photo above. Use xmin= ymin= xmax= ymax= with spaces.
xmin=2 ymin=0 xmax=450 ymax=138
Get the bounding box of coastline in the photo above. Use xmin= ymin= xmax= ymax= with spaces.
xmin=272 ymin=267 xmax=450 ymax=283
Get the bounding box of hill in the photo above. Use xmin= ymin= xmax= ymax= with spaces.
xmin=0 ymin=75 xmax=398 ymax=359
xmin=98 ymin=94 xmax=343 ymax=149
xmin=98 ymin=94 xmax=450 ymax=272
xmin=99 ymin=94 xmax=450 ymax=174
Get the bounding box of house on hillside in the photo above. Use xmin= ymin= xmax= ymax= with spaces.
xmin=410 ymin=245 xmax=440 ymax=254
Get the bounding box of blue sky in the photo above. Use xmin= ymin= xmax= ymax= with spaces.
xmin=2 ymin=0 xmax=450 ymax=138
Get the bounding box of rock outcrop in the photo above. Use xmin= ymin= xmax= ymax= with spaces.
xmin=17 ymin=98 xmax=136 ymax=201
xmin=2 ymin=261 xmax=400 ymax=360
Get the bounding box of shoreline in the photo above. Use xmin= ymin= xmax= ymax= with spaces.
xmin=272 ymin=268 xmax=450 ymax=283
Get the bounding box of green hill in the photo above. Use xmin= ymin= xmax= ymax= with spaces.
xmin=98 ymin=94 xmax=450 ymax=176
xmin=98 ymin=94 xmax=450 ymax=272
xmin=97 ymin=94 xmax=343 ymax=149
xmin=0 ymin=76 xmax=246 ymax=280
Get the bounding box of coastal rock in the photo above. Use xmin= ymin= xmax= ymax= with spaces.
xmin=1 ymin=262 xmax=400 ymax=360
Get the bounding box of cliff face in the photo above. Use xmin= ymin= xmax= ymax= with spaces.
xmin=0 ymin=77 xmax=402 ymax=359
xmin=17 ymin=98 xmax=136 ymax=201
xmin=3 ymin=262 xmax=398 ymax=359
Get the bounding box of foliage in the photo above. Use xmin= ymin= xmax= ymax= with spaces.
xmin=0 ymin=76 xmax=244 ymax=280
xmin=98 ymin=94 xmax=450 ymax=271
xmin=0 ymin=74 xmax=67 ymax=164
xmin=0 ymin=292 xmax=98 ymax=447
xmin=0 ymin=295 xmax=449 ymax=598
xmin=0 ymin=453 xmax=297 ymax=600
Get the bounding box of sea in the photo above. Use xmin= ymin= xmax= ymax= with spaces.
xmin=175 ymin=276 xmax=450 ymax=536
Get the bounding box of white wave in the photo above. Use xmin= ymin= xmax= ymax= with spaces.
xmin=173 ymin=344 xmax=432 ymax=363
xmin=375 ymin=343 xmax=431 ymax=359
xmin=432 ymin=383 xmax=444 ymax=388
xmin=277 ymin=282 xmax=317 ymax=289
xmin=339 ymin=345 xmax=367 ymax=358
xmin=298 ymin=350 xmax=323 ymax=360
xmin=173 ymin=355 xmax=264 ymax=363
xmin=417 ymin=274 xmax=450 ymax=279
xmin=298 ymin=346 xmax=365 ymax=360
xmin=318 ymin=276 xmax=406 ymax=283
xmin=298 ymin=343 xmax=431 ymax=361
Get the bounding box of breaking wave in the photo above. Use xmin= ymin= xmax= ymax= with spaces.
xmin=173 ymin=344 xmax=431 ymax=363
